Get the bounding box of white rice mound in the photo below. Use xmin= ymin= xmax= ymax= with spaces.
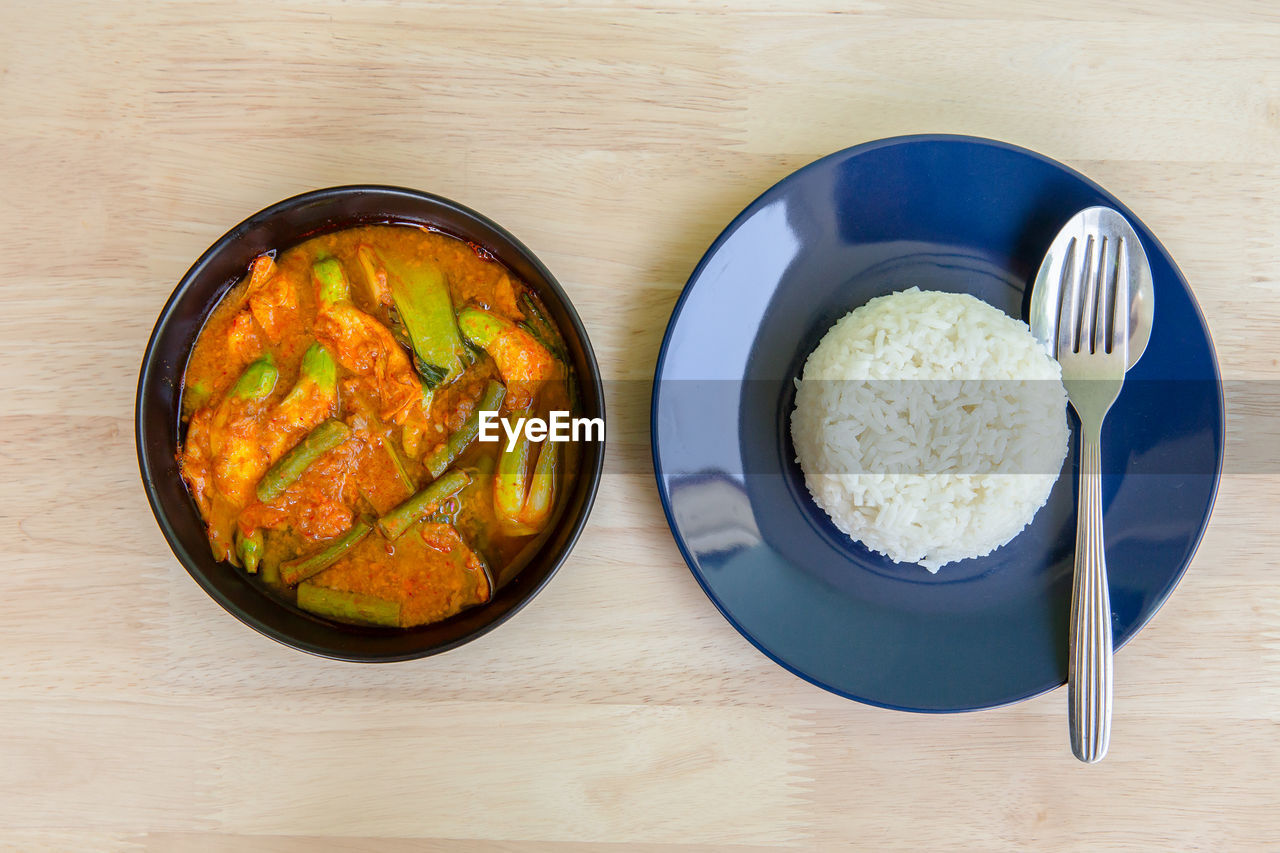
xmin=790 ymin=288 xmax=1069 ymax=572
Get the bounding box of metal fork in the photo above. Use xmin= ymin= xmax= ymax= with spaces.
xmin=1055 ymin=228 xmax=1129 ymax=763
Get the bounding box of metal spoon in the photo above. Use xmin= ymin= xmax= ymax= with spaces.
xmin=1030 ymin=207 xmax=1154 ymax=370
xmin=1028 ymin=206 xmax=1154 ymax=763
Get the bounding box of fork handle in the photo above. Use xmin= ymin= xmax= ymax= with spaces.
xmin=1068 ymin=425 xmax=1113 ymax=763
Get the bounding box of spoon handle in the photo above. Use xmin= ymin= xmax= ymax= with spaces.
xmin=1068 ymin=426 xmax=1113 ymax=763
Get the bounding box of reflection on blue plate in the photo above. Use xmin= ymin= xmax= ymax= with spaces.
xmin=651 ymin=135 xmax=1223 ymax=712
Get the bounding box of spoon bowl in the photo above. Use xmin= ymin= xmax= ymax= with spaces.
xmin=1029 ymin=206 xmax=1154 ymax=368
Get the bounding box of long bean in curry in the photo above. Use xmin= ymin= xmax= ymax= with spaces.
xmin=256 ymin=418 xmax=351 ymax=503
xmin=424 ymin=379 xmax=506 ymax=479
xmin=280 ymin=521 xmax=373 ymax=587
xmin=377 ymin=469 xmax=472 ymax=541
xmin=297 ymin=582 xmax=401 ymax=627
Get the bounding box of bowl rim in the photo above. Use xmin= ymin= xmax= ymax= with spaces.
xmin=136 ymin=184 xmax=605 ymax=661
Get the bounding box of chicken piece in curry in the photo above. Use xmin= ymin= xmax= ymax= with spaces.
xmin=178 ymin=225 xmax=577 ymax=628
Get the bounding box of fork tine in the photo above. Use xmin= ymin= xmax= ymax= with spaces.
xmin=1077 ymin=235 xmax=1098 ymax=354
xmin=1056 ymin=236 xmax=1080 ymax=357
xmin=1112 ymin=235 xmax=1130 ymax=359
xmin=1093 ymin=235 xmax=1112 ymax=355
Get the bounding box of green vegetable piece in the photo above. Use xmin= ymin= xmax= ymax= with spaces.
xmin=297 ymin=582 xmax=401 ymax=627
xmin=260 ymin=555 xmax=281 ymax=587
xmin=272 ymin=342 xmax=338 ymax=426
xmin=494 ymin=429 xmax=533 ymax=522
xmin=458 ymin=307 xmax=557 ymax=400
xmin=279 ymin=521 xmax=371 ymax=586
xmin=185 ymin=378 xmax=213 ymax=410
xmin=313 ymin=257 xmax=351 ymax=308
xmin=524 ymin=439 xmax=559 ymax=523
xmin=297 ymin=342 xmax=337 ymax=394
xmin=229 ymin=353 xmax=278 ymax=402
xmin=355 ymin=244 xmax=389 ymax=306
xmin=377 ymin=469 xmax=471 ymax=540
xmin=384 ymin=439 xmax=416 ymax=493
xmin=209 ymin=353 xmax=279 ymax=491
xmin=424 ymin=380 xmax=507 ymax=479
xmin=208 ymin=530 xmax=234 ymax=566
xmin=235 ymin=528 xmax=264 ymax=574
xmin=411 ymin=356 xmax=449 ymax=388
xmin=494 ymin=432 xmax=558 ymax=536
xmin=518 ymin=292 xmax=569 ymax=363
xmin=256 ymin=418 xmax=351 ymax=503
xmin=371 ymin=248 xmax=467 ymax=387
xmin=457 ymin=307 xmax=510 ymax=348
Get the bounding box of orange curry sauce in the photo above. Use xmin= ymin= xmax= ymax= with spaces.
xmin=178 ymin=224 xmax=577 ymax=627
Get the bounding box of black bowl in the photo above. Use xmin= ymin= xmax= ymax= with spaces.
xmin=137 ymin=186 xmax=605 ymax=661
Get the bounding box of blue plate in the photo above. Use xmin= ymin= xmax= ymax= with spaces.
xmin=651 ymin=135 xmax=1223 ymax=712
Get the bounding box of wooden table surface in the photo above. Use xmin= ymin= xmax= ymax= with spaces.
xmin=3 ymin=1 xmax=1277 ymax=849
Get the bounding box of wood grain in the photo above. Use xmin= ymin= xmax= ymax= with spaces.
xmin=1 ymin=0 xmax=1278 ymax=849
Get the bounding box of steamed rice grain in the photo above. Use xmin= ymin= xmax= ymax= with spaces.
xmin=790 ymin=288 xmax=1068 ymax=571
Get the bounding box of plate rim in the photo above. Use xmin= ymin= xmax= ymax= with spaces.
xmin=649 ymin=133 xmax=1226 ymax=712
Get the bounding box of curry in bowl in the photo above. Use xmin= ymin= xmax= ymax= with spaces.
xmin=178 ymin=224 xmax=580 ymax=629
